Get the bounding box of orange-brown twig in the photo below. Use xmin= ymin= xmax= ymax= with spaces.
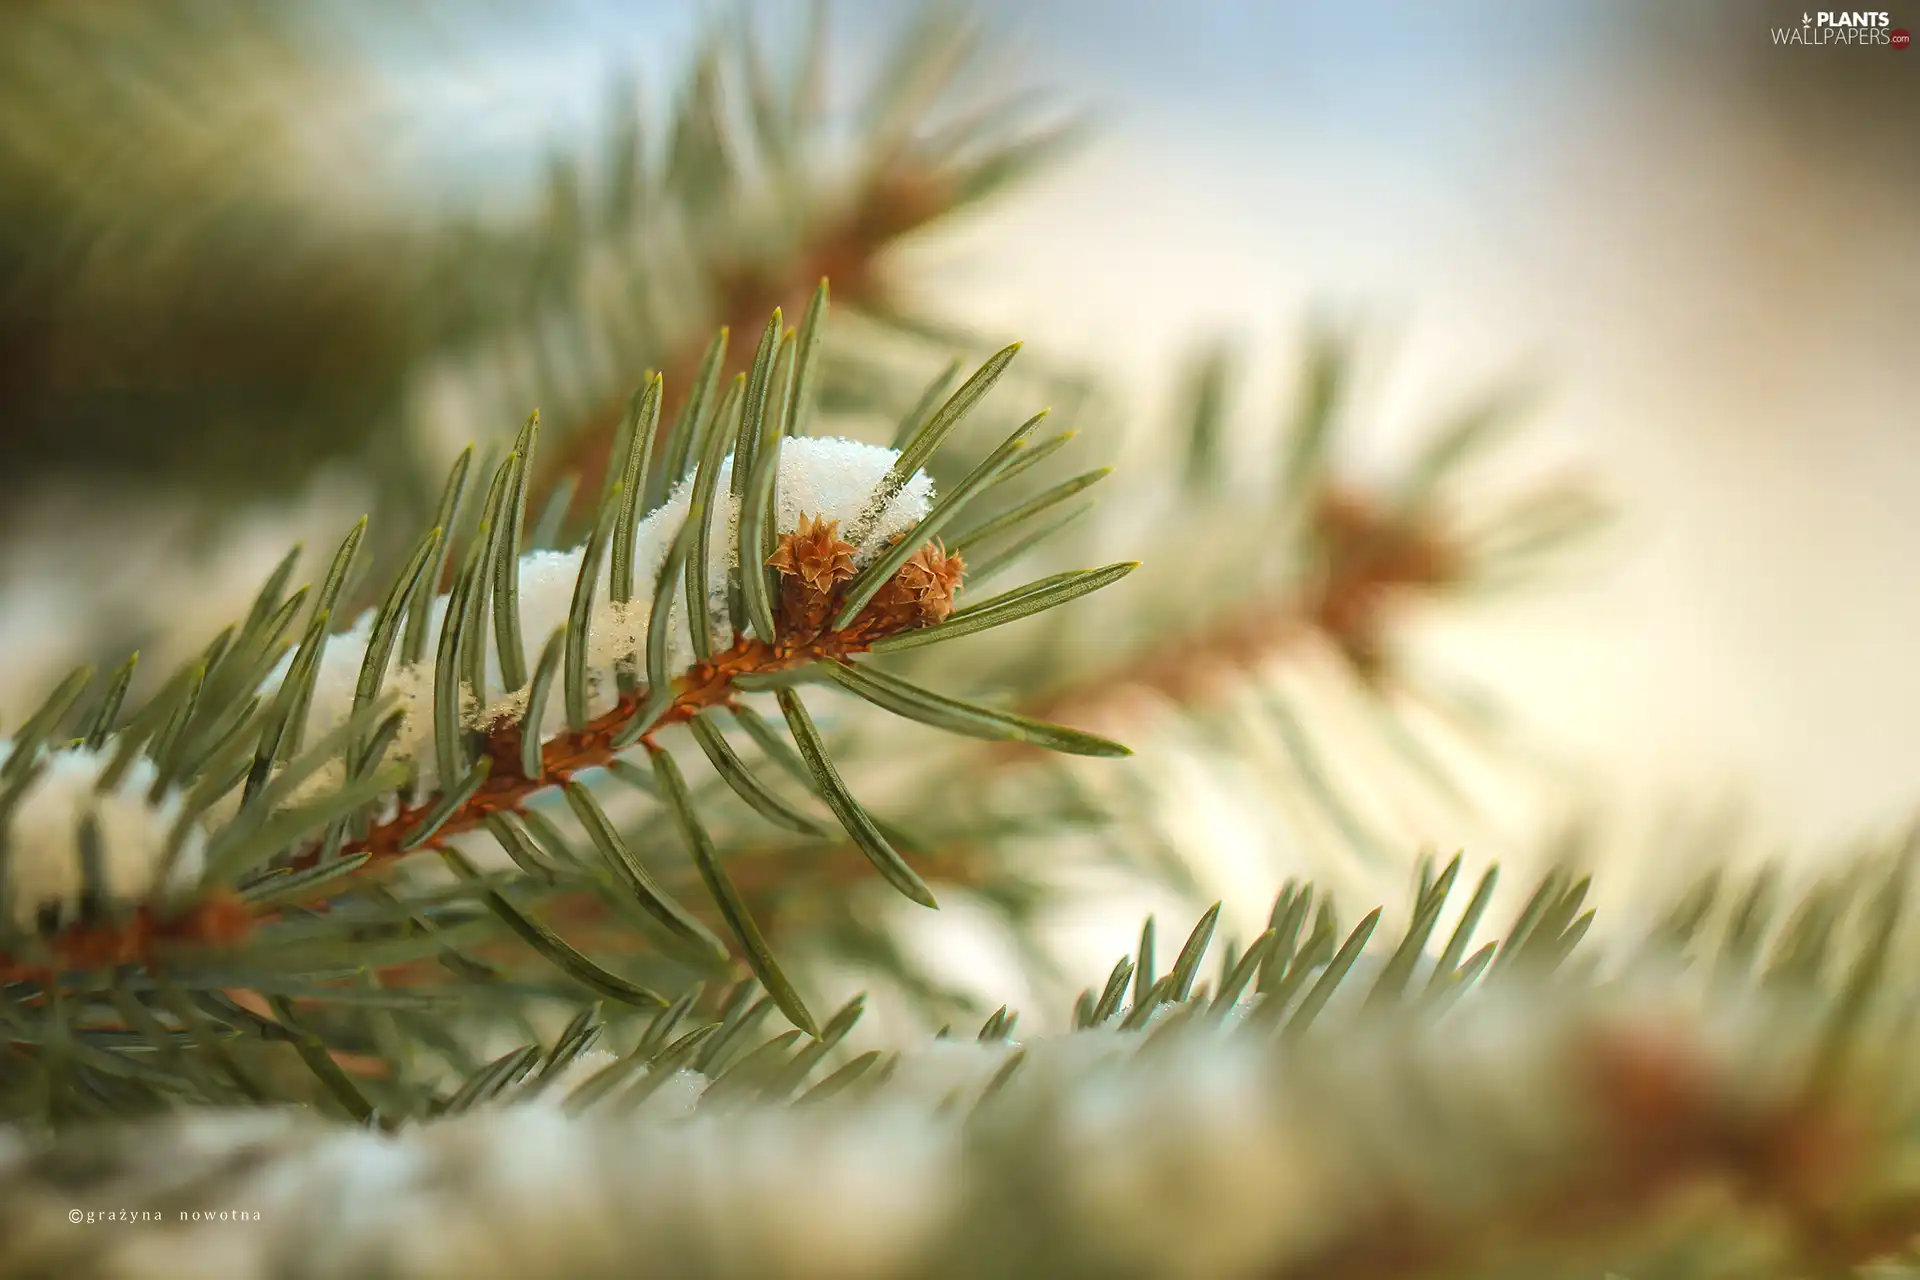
xmin=0 ymin=524 xmax=966 ymax=985
xmin=0 ymin=896 xmax=255 ymax=986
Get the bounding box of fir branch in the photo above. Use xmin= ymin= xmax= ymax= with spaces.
xmin=8 ymin=850 xmax=1920 ymax=1279
xmin=0 ymin=319 xmax=1129 ymax=1031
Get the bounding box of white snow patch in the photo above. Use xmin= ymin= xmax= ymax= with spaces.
xmin=252 ymin=438 xmax=932 ymax=801
xmin=0 ymin=740 xmax=206 ymax=932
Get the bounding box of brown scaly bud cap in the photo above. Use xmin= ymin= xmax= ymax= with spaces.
xmin=856 ymin=537 xmax=967 ymax=637
xmin=897 ymin=541 xmax=966 ymax=625
xmin=767 ymin=514 xmax=858 ymax=593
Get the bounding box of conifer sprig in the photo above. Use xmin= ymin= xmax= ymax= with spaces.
xmin=0 ymin=308 xmax=1135 ymax=1118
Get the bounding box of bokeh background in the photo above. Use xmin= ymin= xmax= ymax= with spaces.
xmin=932 ymin=0 xmax=1920 ymax=859
xmin=3 ymin=0 xmax=1915 ymax=997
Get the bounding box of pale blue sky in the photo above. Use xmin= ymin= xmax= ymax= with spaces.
xmin=360 ymin=1 xmax=1622 ymax=217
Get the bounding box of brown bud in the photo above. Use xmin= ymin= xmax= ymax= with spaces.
xmin=767 ymin=514 xmax=858 ymax=594
xmin=894 ymin=541 xmax=966 ymax=625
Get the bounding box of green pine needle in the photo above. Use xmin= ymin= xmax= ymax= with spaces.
xmin=3 ymin=666 xmax=93 ymax=780
xmin=948 ymin=465 xmax=1111 ymax=556
xmin=650 ymin=745 xmax=818 ymax=1038
xmin=686 ymin=714 xmax=829 ymax=836
xmin=788 ymin=279 xmax=829 ymax=439
xmin=738 ymin=332 xmax=792 ymax=645
xmin=821 ymin=659 xmax=1128 ymax=757
xmin=562 ymin=779 xmax=727 ymax=963
xmin=652 ymin=329 xmax=729 ymax=517
xmin=685 ymin=375 xmax=746 ymax=664
xmin=403 ymin=446 xmax=473 ymax=667
xmin=860 ymin=342 xmax=1022 ymax=545
xmin=492 ymin=413 xmax=542 ymax=693
xmin=609 ymin=377 xmax=663 ymax=607
xmin=442 ymin=848 xmax=666 ymax=1009
xmin=728 ymin=311 xmax=785 ymax=634
xmin=564 ymin=487 xmax=620 ymax=734
xmin=775 ymin=687 xmax=935 ymax=908
xmin=78 ymin=653 xmax=139 ymax=752
xmin=519 ymin=627 xmax=568 ymax=782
